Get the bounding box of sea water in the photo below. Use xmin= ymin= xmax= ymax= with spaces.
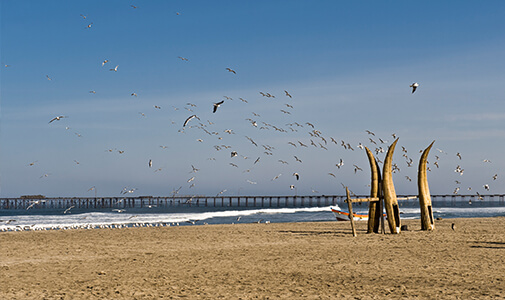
xmin=1 ymin=199 xmax=504 ymax=231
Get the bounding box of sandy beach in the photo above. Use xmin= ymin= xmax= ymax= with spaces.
xmin=1 ymin=217 xmax=504 ymax=299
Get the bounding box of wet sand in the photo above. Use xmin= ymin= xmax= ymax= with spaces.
xmin=1 ymin=217 xmax=505 ymax=299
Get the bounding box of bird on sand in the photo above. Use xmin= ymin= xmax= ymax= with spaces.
xmin=213 ymin=100 xmax=224 ymax=113
xmin=410 ymin=82 xmax=419 ymax=93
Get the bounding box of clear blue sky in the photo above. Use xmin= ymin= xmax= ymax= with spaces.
xmin=1 ymin=1 xmax=504 ymax=198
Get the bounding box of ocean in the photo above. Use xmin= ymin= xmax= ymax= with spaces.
xmin=1 ymin=198 xmax=505 ymax=231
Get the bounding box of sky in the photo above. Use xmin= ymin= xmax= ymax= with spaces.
xmin=1 ymin=1 xmax=504 ymax=198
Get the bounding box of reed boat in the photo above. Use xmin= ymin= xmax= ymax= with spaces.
xmin=331 ymin=207 xmax=369 ymax=221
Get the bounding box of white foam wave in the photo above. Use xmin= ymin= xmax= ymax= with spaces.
xmin=0 ymin=206 xmax=340 ymax=231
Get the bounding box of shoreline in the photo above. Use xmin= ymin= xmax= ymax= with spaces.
xmin=1 ymin=217 xmax=505 ymax=299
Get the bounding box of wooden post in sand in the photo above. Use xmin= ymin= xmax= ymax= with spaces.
xmin=365 ymin=147 xmax=382 ymax=233
xmin=418 ymin=141 xmax=435 ymax=231
xmin=345 ymin=187 xmax=357 ymax=237
xmin=382 ymin=138 xmax=401 ymax=234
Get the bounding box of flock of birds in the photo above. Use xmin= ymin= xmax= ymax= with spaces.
xmin=21 ymin=56 xmax=500 ymax=207
xmin=2 ymin=4 xmax=501 ymax=228
xmin=36 ymin=75 xmax=498 ymax=204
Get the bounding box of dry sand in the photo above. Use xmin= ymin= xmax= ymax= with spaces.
xmin=1 ymin=217 xmax=505 ymax=299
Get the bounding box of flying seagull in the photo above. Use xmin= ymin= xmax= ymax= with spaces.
xmin=293 ymin=172 xmax=300 ymax=180
xmin=410 ymin=82 xmax=419 ymax=93
xmin=183 ymin=115 xmax=199 ymax=127
xmin=213 ymin=100 xmax=224 ymax=113
xmin=271 ymin=174 xmax=282 ymax=181
xmin=49 ymin=116 xmax=67 ymax=124
xmin=63 ymin=205 xmax=75 ymax=214
xmin=109 ymin=65 xmax=118 ymax=72
xmin=226 ymin=68 xmax=236 ymax=74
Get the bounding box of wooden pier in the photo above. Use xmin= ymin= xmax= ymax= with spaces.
xmin=1 ymin=194 xmax=503 ymax=211
xmin=0 ymin=195 xmax=345 ymax=210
